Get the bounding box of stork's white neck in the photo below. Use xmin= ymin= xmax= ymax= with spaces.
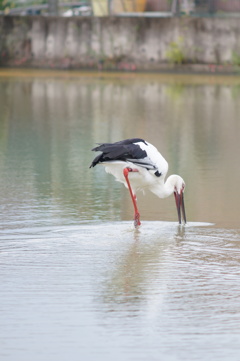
xmin=150 ymin=174 xmax=185 ymax=199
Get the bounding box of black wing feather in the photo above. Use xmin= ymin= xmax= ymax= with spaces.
xmin=90 ymin=138 xmax=155 ymax=170
xmin=91 ymin=138 xmax=147 ymax=152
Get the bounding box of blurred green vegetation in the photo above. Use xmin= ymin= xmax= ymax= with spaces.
xmin=165 ymin=37 xmax=186 ymax=65
xmin=0 ymin=0 xmax=43 ymax=11
xmin=0 ymin=0 xmax=12 ymax=11
xmin=232 ymin=51 xmax=240 ymax=67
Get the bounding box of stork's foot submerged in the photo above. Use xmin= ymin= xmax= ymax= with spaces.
xmin=134 ymin=212 xmax=141 ymax=228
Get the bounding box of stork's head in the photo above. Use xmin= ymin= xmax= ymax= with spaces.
xmin=168 ymin=175 xmax=187 ymax=225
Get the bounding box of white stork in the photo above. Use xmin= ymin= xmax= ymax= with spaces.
xmin=90 ymin=138 xmax=186 ymax=227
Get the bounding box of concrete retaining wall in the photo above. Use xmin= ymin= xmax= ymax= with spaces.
xmin=1 ymin=16 xmax=240 ymax=71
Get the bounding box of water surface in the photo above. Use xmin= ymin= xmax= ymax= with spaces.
xmin=0 ymin=70 xmax=240 ymax=361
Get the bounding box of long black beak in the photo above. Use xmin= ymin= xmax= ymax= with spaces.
xmin=174 ymin=191 xmax=187 ymax=225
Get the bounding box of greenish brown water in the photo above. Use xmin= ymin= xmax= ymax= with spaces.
xmin=1 ymin=70 xmax=240 ymax=361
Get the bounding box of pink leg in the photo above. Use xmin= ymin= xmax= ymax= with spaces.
xmin=123 ymin=167 xmax=141 ymax=227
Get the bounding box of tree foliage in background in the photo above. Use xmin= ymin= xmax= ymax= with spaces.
xmin=0 ymin=0 xmax=46 ymax=12
xmin=0 ymin=0 xmax=15 ymax=11
xmin=0 ymin=0 xmax=5 ymax=10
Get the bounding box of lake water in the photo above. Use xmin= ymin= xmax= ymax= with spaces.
xmin=1 ymin=69 xmax=240 ymax=361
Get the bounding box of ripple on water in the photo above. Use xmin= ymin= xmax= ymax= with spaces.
xmin=1 ymin=221 xmax=240 ymax=361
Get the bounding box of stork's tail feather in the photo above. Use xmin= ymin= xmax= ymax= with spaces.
xmin=89 ymin=153 xmax=103 ymax=168
xmin=91 ymin=143 xmax=112 ymax=152
xmin=90 ymin=143 xmax=109 ymax=168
